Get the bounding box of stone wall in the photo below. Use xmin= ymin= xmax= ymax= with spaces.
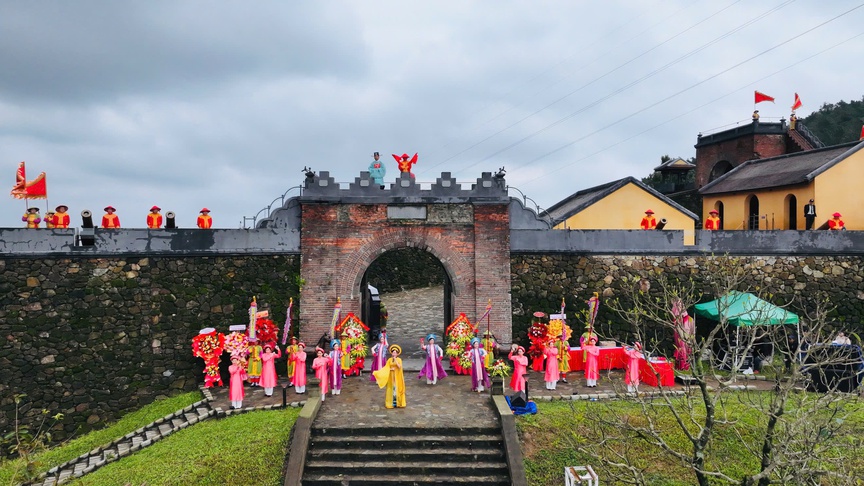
xmin=511 ymin=254 xmax=864 ymax=347
xmin=0 ymin=255 xmax=299 ymax=443
xmin=365 ymin=248 xmax=446 ymax=293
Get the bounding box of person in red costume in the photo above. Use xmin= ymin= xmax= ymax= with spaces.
xmin=197 ymin=208 xmax=212 ymax=229
xmin=704 ymin=209 xmax=721 ymax=230
xmin=828 ymin=212 xmax=845 ymax=230
xmin=640 ymin=209 xmax=657 ymax=230
xmin=53 ymin=205 xmax=71 ymax=229
xmin=391 ymin=153 xmax=418 ymax=177
xmin=146 ymin=206 xmax=162 ymax=229
xmin=101 ymin=206 xmax=120 ymax=229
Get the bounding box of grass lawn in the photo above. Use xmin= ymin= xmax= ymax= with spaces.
xmin=68 ymin=408 xmax=300 ymax=486
xmin=518 ymin=393 xmax=864 ymax=486
xmin=0 ymin=392 xmax=201 ymax=485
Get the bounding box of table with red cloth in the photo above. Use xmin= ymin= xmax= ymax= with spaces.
xmin=568 ymin=346 xmax=627 ymax=371
xmin=639 ymin=358 xmax=675 ymax=387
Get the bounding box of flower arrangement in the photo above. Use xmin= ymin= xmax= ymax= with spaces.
xmin=546 ymin=318 xmax=573 ymax=342
xmin=254 ymin=318 xmax=278 ymax=345
xmin=487 ymin=358 xmax=512 ymax=378
xmin=335 ymin=312 xmax=369 ymax=375
xmin=445 ymin=313 xmax=476 ymax=375
xmin=192 ymin=330 xmax=225 ymax=388
xmin=224 ymin=332 xmax=249 ymax=357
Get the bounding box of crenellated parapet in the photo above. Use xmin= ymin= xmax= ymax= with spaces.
xmin=299 ymin=171 xmax=509 ymax=203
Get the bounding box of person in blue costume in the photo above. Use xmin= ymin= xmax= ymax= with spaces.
xmin=368 ymin=152 xmax=386 ymax=188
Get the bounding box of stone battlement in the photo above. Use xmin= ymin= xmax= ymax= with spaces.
xmin=299 ymin=171 xmax=509 ymax=203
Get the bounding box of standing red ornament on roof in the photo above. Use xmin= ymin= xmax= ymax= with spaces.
xmin=392 ymin=153 xmax=418 ymax=177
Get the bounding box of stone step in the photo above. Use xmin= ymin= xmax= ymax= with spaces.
xmin=304 ymin=459 xmax=508 ymax=476
xmin=158 ymin=423 xmax=173 ymax=435
xmin=171 ymin=417 xmax=186 ymax=428
xmin=311 ymin=426 xmax=498 ymax=437
xmin=309 ymin=446 xmax=504 ymax=462
xmin=309 ymin=433 xmax=503 ymax=450
xmin=301 ymin=473 xmax=511 ymax=486
xmin=145 ymin=429 xmax=159 ymax=440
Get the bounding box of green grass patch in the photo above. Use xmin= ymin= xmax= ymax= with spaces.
xmin=518 ymin=394 xmax=864 ymax=486
xmin=68 ymin=408 xmax=300 ymax=486
xmin=0 ymin=392 xmax=201 ymax=485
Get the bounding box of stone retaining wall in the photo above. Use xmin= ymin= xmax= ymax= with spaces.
xmin=510 ymin=254 xmax=864 ymax=346
xmin=0 ymin=255 xmax=300 ymax=444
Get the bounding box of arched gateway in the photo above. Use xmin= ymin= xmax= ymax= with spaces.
xmin=279 ymin=170 xmax=513 ymax=346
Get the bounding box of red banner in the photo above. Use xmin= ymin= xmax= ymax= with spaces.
xmin=754 ymin=91 xmax=775 ymax=104
xmin=22 ymin=172 xmax=48 ymax=199
xmin=791 ymin=93 xmax=802 ymax=111
xmin=10 ymin=161 xmax=26 ymax=197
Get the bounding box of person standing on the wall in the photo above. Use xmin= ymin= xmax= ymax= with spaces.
xmin=804 ymin=199 xmax=817 ymax=230
xmin=197 ymin=208 xmax=213 ymax=229
xmin=828 ymin=212 xmax=845 ymax=230
xmin=101 ymin=206 xmax=120 ymax=229
xmin=22 ymin=207 xmax=41 ymax=228
xmin=368 ymin=152 xmax=386 ymax=188
xmin=53 ymin=205 xmax=71 ymax=229
xmin=146 ymin=206 xmax=162 ymax=229
xmin=640 ymin=209 xmax=657 ymax=230
xmin=704 ymin=209 xmax=721 ymax=230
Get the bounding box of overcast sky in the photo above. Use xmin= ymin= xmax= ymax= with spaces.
xmin=2 ymin=1 xmax=862 ymax=229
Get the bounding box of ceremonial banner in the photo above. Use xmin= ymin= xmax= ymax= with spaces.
xmin=754 ymin=91 xmax=775 ymax=104
xmin=21 ymin=172 xmax=47 ymax=199
xmin=281 ymin=298 xmax=293 ymax=345
xmin=791 ymin=93 xmax=802 ymax=111
xmin=10 ymin=162 xmax=25 ymax=197
xmin=329 ymin=298 xmax=342 ymax=337
xmin=478 ymin=299 xmax=492 ymax=323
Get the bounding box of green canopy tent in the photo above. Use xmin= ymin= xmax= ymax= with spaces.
xmin=694 ymin=291 xmax=799 ymax=372
xmin=694 ymin=291 xmax=799 ymax=327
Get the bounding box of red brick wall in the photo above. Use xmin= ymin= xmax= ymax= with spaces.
xmin=299 ymin=202 xmax=512 ymax=344
xmin=696 ymin=134 xmax=786 ymax=187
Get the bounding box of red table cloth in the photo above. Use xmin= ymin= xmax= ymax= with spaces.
xmin=568 ymin=347 xmax=627 ymax=371
xmin=639 ymin=358 xmax=675 ymax=387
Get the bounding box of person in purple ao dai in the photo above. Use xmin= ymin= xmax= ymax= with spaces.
xmin=418 ymin=334 xmax=447 ymax=385
xmin=469 ymin=337 xmax=491 ymax=392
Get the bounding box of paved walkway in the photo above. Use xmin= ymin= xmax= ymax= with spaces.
xmin=380 ymin=285 xmax=446 ymax=355
xmin=315 ymin=374 xmax=498 ymax=429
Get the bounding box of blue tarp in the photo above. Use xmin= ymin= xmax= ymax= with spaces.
xmin=505 ymin=395 xmax=538 ymax=415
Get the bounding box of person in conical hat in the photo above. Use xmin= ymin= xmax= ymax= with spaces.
xmin=101 ymin=206 xmax=120 ymax=229
xmin=640 ymin=209 xmax=657 ymax=230
xmin=22 ymin=207 xmax=41 ymax=229
xmin=705 ymin=209 xmax=721 ymax=230
xmin=828 ymin=212 xmax=845 ymax=230
xmin=197 ymin=208 xmax=213 ymax=229
xmin=53 ymin=205 xmax=70 ymax=229
xmin=146 ymin=205 xmax=162 ymax=229
xmin=373 ymin=344 xmax=406 ymax=408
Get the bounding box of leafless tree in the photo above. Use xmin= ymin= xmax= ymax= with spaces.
xmin=570 ymin=256 xmax=863 ymax=486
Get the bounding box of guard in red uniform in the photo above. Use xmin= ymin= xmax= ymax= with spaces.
xmin=704 ymin=209 xmax=721 ymax=230
xmin=146 ymin=206 xmax=162 ymax=229
xmin=828 ymin=212 xmax=845 ymax=230
xmin=197 ymin=208 xmax=212 ymax=229
xmin=44 ymin=211 xmax=56 ymax=229
xmin=640 ymin=209 xmax=657 ymax=230
xmin=22 ymin=207 xmax=41 ymax=228
xmin=102 ymin=206 xmax=120 ymax=229
xmin=53 ymin=205 xmax=70 ymax=229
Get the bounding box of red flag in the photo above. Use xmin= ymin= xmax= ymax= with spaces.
xmin=791 ymin=93 xmax=802 ymax=111
xmin=22 ymin=172 xmax=48 ymax=199
xmin=860 ymin=125 xmax=864 ymax=141
xmin=755 ymin=91 xmax=775 ymax=104
xmin=10 ymin=161 xmax=26 ymax=197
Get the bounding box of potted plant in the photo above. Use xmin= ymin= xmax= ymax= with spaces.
xmin=487 ymin=358 xmax=512 ymax=395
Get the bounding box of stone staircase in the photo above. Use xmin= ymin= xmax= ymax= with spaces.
xmin=30 ymin=400 xmax=216 ymax=486
xmin=300 ymin=426 xmax=511 ymax=485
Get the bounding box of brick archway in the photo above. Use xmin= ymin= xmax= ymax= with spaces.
xmin=297 ymin=172 xmax=512 ymax=346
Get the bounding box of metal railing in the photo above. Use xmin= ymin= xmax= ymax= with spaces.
xmin=241 ymin=185 xmax=303 ymax=229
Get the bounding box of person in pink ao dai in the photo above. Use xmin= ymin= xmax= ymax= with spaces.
xmin=259 ymin=343 xmax=282 ymax=397
xmin=469 ymin=337 xmax=491 ymax=392
xmin=312 ymin=347 xmax=332 ymax=401
xmin=369 ymin=332 xmax=389 ymax=383
xmin=583 ymin=337 xmax=600 ymax=387
xmin=543 ymin=340 xmax=560 ymax=390
xmin=508 ymin=344 xmax=528 ymax=392
xmin=291 ymin=342 xmax=307 ymax=394
xmin=624 ymin=342 xmax=643 ymax=393
xmin=228 ymin=356 xmax=245 ymax=409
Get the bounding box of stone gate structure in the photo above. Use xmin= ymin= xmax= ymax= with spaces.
xmin=259 ymin=170 xmax=514 ymax=344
